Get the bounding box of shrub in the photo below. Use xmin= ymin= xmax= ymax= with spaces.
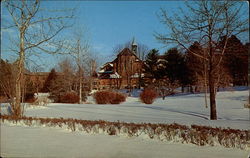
xmin=60 ymin=92 xmax=79 ymax=103
xmin=93 ymin=91 xmax=126 ymax=104
xmin=140 ymin=88 xmax=158 ymax=104
xmin=25 ymin=93 xmax=36 ymax=103
xmin=33 ymin=97 xmax=50 ymax=106
xmin=110 ymin=93 xmax=126 ymax=104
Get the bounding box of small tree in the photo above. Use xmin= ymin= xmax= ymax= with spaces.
xmin=48 ymin=58 xmax=76 ymax=102
xmin=69 ymin=27 xmax=90 ymax=104
xmin=140 ymin=88 xmax=158 ymax=104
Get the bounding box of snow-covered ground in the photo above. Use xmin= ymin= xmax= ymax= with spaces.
xmin=1 ymin=88 xmax=249 ymax=157
xmin=14 ymin=88 xmax=250 ymax=129
xmin=1 ymin=124 xmax=249 ymax=158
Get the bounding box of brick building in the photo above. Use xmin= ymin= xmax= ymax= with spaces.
xmin=96 ymin=39 xmax=145 ymax=90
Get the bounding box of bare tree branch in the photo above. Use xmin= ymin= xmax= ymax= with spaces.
xmin=3 ymin=0 xmax=75 ymax=116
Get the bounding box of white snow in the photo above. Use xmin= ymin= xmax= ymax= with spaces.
xmin=98 ymin=69 xmax=105 ymax=73
xmin=1 ymin=88 xmax=250 ymax=157
xmin=17 ymin=88 xmax=250 ymax=130
xmin=110 ymin=72 xmax=121 ymax=78
xmin=1 ymin=124 xmax=249 ymax=158
xmin=101 ymin=62 xmax=113 ymax=69
xmin=131 ymin=73 xmax=145 ymax=78
xmin=34 ymin=93 xmax=50 ymax=98
xmin=157 ymin=59 xmax=167 ymax=63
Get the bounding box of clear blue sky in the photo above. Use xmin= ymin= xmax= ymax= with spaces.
xmin=1 ymin=1 xmax=249 ymax=71
xmin=76 ymin=1 xmax=183 ymax=55
xmin=1 ymin=1 xmax=186 ymax=71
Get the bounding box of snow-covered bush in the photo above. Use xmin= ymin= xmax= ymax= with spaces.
xmin=33 ymin=93 xmax=50 ymax=106
xmin=93 ymin=91 xmax=126 ymax=104
xmin=1 ymin=115 xmax=249 ymax=150
xmin=59 ymin=92 xmax=79 ymax=104
xmin=140 ymin=88 xmax=158 ymax=104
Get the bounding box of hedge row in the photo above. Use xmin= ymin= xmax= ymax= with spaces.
xmin=1 ymin=115 xmax=249 ymax=150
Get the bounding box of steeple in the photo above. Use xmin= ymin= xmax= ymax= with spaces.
xmin=131 ymin=37 xmax=137 ymax=55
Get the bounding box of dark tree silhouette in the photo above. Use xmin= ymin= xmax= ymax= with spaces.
xmin=164 ymin=48 xmax=186 ymax=86
xmin=219 ymin=35 xmax=248 ymax=86
xmin=42 ymin=69 xmax=57 ymax=93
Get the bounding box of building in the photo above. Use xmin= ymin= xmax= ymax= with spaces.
xmin=97 ymin=39 xmax=145 ymax=90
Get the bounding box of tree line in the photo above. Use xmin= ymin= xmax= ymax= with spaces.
xmin=154 ymin=1 xmax=248 ymax=120
xmin=143 ymin=35 xmax=248 ymax=94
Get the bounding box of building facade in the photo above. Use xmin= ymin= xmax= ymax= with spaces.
xmin=96 ymin=40 xmax=145 ymax=90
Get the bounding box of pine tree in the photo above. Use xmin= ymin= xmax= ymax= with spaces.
xmin=185 ymin=42 xmax=206 ymax=89
xmin=144 ymin=49 xmax=161 ymax=79
xmin=42 ymin=69 xmax=57 ymax=93
xmin=220 ymin=35 xmax=248 ymax=86
xmin=164 ymin=48 xmax=186 ymax=85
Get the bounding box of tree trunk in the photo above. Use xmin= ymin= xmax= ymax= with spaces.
xmin=209 ymin=73 xmax=217 ymax=120
xmin=181 ymin=86 xmax=184 ymax=93
xmin=190 ymin=86 xmax=194 ymax=93
xmin=208 ymin=51 xmax=217 ymax=120
xmin=79 ymin=69 xmax=82 ymax=104
xmin=204 ymin=52 xmax=208 ymax=108
xmin=14 ymin=30 xmax=25 ymax=116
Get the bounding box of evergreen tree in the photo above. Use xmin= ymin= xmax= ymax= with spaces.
xmin=164 ymin=48 xmax=186 ymax=85
xmin=219 ymin=35 xmax=248 ymax=86
xmin=144 ymin=49 xmax=161 ymax=79
xmin=185 ymin=42 xmax=206 ymax=88
xmin=42 ymin=68 xmax=57 ymax=93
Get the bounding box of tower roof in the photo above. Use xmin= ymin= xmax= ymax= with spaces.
xmin=132 ymin=37 xmax=137 ymax=46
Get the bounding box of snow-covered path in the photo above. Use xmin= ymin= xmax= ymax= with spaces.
xmin=1 ymin=124 xmax=249 ymax=158
xmin=22 ymin=89 xmax=250 ymax=129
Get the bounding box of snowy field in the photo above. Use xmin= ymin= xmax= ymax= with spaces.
xmin=17 ymin=88 xmax=250 ymax=129
xmin=1 ymin=88 xmax=249 ymax=157
xmin=1 ymin=124 xmax=249 ymax=158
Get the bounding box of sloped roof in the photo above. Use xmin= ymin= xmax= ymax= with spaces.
xmin=100 ymin=62 xmax=113 ymax=69
xmin=118 ymin=48 xmax=134 ymax=56
xmin=117 ymin=48 xmax=142 ymax=62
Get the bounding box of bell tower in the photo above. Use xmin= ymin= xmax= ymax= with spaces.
xmin=131 ymin=37 xmax=137 ymax=55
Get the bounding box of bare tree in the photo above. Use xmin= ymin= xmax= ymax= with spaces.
xmin=86 ymin=57 xmax=98 ymax=90
xmin=57 ymin=58 xmax=75 ymax=92
xmin=155 ymin=1 xmax=248 ymax=120
xmin=3 ymin=0 xmax=74 ymax=116
xmin=69 ymin=27 xmax=90 ymax=103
